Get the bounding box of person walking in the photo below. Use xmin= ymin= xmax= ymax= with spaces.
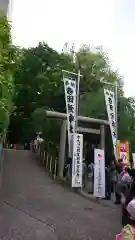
xmin=116 ymin=199 xmax=135 ymax=239
xmin=105 ymin=165 xmax=112 ymax=200
xmin=82 ymin=159 xmax=88 ymax=189
xmin=121 ymin=168 xmax=135 ymax=227
xmin=114 ymin=164 xmax=123 ymax=204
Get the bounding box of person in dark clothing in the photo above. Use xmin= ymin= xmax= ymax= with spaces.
xmin=105 ymin=166 xmax=112 ymax=200
xmin=63 ymin=157 xmax=72 ymax=178
xmin=122 ymin=180 xmax=135 ymax=226
xmin=85 ymin=145 xmax=94 ymax=166
xmin=114 ymin=165 xmax=122 ymax=204
xmin=122 ymin=169 xmax=135 ymax=227
xmin=24 ymin=141 xmax=30 ymax=150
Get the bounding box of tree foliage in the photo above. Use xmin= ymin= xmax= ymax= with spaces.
xmin=0 ymin=10 xmax=14 ymax=138
xmin=8 ymin=41 xmax=135 ymax=151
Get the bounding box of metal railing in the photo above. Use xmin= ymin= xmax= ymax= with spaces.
xmin=32 ymin=142 xmax=94 ymax=192
xmin=32 ymin=143 xmax=58 ymax=179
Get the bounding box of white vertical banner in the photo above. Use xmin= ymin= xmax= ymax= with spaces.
xmin=93 ymin=149 xmax=105 ymax=198
xmin=104 ymin=89 xmax=116 ymax=154
xmin=132 ymin=153 xmax=135 ymax=168
xmin=64 ymin=78 xmax=76 ymax=156
xmin=72 ymin=133 xmax=83 ymax=188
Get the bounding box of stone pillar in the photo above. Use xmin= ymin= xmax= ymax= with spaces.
xmin=100 ymin=125 xmax=105 ymax=150
xmin=58 ymin=120 xmax=67 ymax=178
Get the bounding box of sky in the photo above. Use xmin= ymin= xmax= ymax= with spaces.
xmin=10 ymin=0 xmax=135 ymax=97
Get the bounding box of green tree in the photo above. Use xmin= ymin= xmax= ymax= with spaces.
xmin=9 ymin=42 xmax=73 ymax=142
xmin=0 ymin=10 xmax=14 ymax=138
xmin=75 ymin=46 xmax=123 ymax=92
xmin=9 ymin=41 xmax=135 ymax=153
xmin=80 ymin=88 xmax=135 ymax=149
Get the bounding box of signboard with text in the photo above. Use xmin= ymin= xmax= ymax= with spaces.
xmin=72 ymin=133 xmax=83 ymax=188
xmin=104 ymin=89 xmax=116 ymax=156
xmin=64 ymin=77 xmax=76 ymax=156
xmin=116 ymin=140 xmax=130 ymax=166
xmin=93 ymin=149 xmax=105 ymax=198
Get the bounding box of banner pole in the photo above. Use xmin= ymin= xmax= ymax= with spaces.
xmin=115 ymin=81 xmax=118 ymax=160
xmin=76 ymin=70 xmax=80 ymax=132
xmin=115 ymin=80 xmax=118 ymax=141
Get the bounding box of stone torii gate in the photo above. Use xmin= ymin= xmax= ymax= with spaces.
xmin=46 ymin=110 xmax=109 ymax=178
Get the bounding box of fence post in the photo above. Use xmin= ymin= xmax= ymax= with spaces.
xmin=54 ymin=157 xmax=57 ymax=179
xmin=43 ymin=150 xmax=45 ymax=165
xmin=42 ymin=150 xmax=44 ymax=165
xmin=49 ymin=155 xmax=52 ymax=173
xmin=39 ymin=145 xmax=42 ymax=163
xmin=46 ymin=153 xmax=49 ymax=169
xmin=40 ymin=147 xmax=42 ymax=163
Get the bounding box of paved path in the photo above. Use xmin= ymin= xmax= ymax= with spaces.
xmin=0 ymin=150 xmax=121 ymax=239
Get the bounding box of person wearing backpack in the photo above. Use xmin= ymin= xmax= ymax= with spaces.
xmin=116 ymin=199 xmax=135 ymax=239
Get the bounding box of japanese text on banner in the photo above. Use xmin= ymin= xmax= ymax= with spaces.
xmin=104 ymin=89 xmax=116 ymax=154
xmin=117 ymin=140 xmax=130 ymax=166
xmin=64 ymin=78 xmax=76 ymax=155
xmin=72 ymin=133 xmax=83 ymax=188
xmin=94 ymin=149 xmax=105 ymax=198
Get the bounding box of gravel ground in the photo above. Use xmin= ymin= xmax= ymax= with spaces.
xmin=0 ymin=149 xmax=121 ymax=240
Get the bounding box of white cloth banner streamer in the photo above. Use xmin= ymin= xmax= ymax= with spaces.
xmin=132 ymin=153 xmax=135 ymax=168
xmin=104 ymin=88 xmax=116 ymax=154
xmin=93 ymin=148 xmax=105 ymax=198
xmin=72 ymin=133 xmax=83 ymax=188
xmin=64 ymin=78 xmax=76 ymax=156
